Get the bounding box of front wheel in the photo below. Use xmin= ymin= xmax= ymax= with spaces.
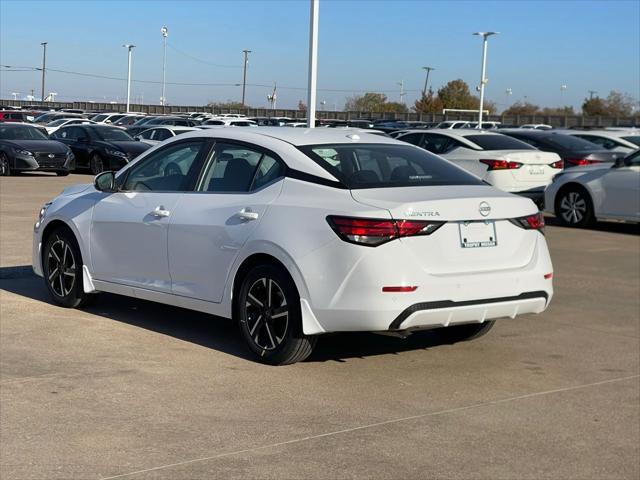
xmin=555 ymin=187 xmax=594 ymax=227
xmin=42 ymin=227 xmax=92 ymax=308
xmin=437 ymin=321 xmax=495 ymax=344
xmin=90 ymin=153 xmax=105 ymax=175
xmin=0 ymin=152 xmax=11 ymax=176
xmin=237 ymin=264 xmax=316 ymax=365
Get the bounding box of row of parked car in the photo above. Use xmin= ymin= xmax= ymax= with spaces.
xmin=0 ymin=108 xmax=637 ymax=227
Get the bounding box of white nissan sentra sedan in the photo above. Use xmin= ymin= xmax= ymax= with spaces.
xmin=32 ymin=128 xmax=553 ymax=364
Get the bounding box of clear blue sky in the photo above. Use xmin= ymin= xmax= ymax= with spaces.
xmin=1 ymin=0 xmax=638 ymax=110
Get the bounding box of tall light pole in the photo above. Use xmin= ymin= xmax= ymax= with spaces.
xmin=40 ymin=42 xmax=47 ymax=102
xmin=241 ymin=49 xmax=251 ymax=106
xmin=123 ymin=44 xmax=135 ymax=112
xmin=505 ymin=87 xmax=512 ymax=110
xmin=473 ymin=31 xmax=499 ymax=128
xmin=422 ymin=66 xmax=435 ymax=96
xmin=560 ymin=84 xmax=567 ymax=106
xmin=398 ymin=80 xmax=405 ymax=104
xmin=306 ymin=0 xmax=319 ymax=128
xmin=160 ymin=26 xmax=168 ymax=106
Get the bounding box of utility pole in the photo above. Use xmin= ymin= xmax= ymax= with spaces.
xmin=588 ymin=90 xmax=597 ymax=99
xmin=560 ymin=84 xmax=567 ymax=104
xmin=40 ymin=42 xmax=47 ymax=102
xmin=398 ymin=80 xmax=406 ymax=104
xmin=421 ymin=66 xmax=435 ymax=96
xmin=473 ymin=31 xmax=499 ymax=128
xmin=306 ymin=0 xmax=319 ymax=128
xmin=160 ymin=26 xmax=168 ymax=106
xmin=241 ymin=49 xmax=251 ymax=106
xmin=123 ymin=44 xmax=136 ymax=112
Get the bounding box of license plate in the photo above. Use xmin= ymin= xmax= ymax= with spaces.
xmin=458 ymin=221 xmax=497 ymax=248
xmin=528 ymin=165 xmax=545 ymax=175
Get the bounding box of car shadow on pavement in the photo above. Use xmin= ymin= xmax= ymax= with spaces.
xmin=545 ymin=216 xmax=639 ymax=235
xmin=1 ymin=266 xmax=452 ymax=364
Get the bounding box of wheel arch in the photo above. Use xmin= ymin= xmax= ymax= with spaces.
xmin=40 ymin=218 xmax=87 ymax=268
xmin=554 ymin=181 xmax=595 ymax=212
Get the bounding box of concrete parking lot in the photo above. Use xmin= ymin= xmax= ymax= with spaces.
xmin=1 ymin=173 xmax=638 ymax=480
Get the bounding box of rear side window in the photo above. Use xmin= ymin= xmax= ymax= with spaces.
xmin=464 ymin=134 xmax=535 ymax=151
xmin=299 ymin=144 xmax=482 ymax=189
xmin=622 ymin=135 xmax=640 ymax=147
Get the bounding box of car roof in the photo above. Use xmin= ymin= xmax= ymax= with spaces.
xmin=145 ymin=126 xmax=198 ymax=132
xmin=178 ymin=126 xmax=402 ymax=146
xmin=562 ymin=129 xmax=640 ymax=138
xmin=398 ymin=128 xmax=500 ymax=139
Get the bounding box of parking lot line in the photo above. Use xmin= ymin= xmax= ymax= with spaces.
xmin=99 ymin=374 xmax=639 ymax=480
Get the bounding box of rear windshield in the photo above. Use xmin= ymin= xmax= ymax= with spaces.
xmin=299 ymin=144 xmax=483 ymax=189
xmin=622 ymin=135 xmax=640 ymax=147
xmin=0 ymin=125 xmax=48 ymax=140
xmin=464 ymin=134 xmax=535 ymax=151
xmin=543 ymin=133 xmax=604 ymax=150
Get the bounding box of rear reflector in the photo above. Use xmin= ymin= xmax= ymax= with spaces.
xmin=550 ymin=160 xmax=564 ymax=169
xmin=509 ymin=212 xmax=545 ymax=232
xmin=480 ymin=159 xmax=523 ymax=170
xmin=566 ymin=158 xmax=601 ymax=166
xmin=327 ymin=216 xmax=445 ymax=247
xmin=382 ymin=286 xmax=418 ymax=293
xmin=544 ymin=273 xmax=553 ymax=280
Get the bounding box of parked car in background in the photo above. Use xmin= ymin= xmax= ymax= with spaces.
xmin=247 ymin=117 xmax=293 ymax=126
xmin=499 ymin=129 xmax=622 ymax=168
xmin=0 ymin=123 xmax=74 ymax=176
xmin=0 ymin=110 xmax=36 ymax=123
xmin=564 ymin=129 xmax=640 ymax=154
xmin=520 ymin=124 xmax=553 ymax=130
xmin=34 ymin=112 xmax=85 ymax=125
xmin=435 ymin=121 xmax=471 ymax=129
xmin=465 ymin=121 xmax=502 ymax=130
xmin=33 ymin=128 xmax=552 ymax=365
xmin=202 ymin=118 xmax=257 ymax=127
xmin=45 ymin=118 xmax=98 ymax=135
xmin=126 ymin=116 xmax=200 ymax=137
xmin=396 ymin=129 xmax=562 ymax=205
xmin=544 ymin=149 xmax=640 ymax=227
xmin=92 ymin=113 xmax=129 ymax=125
xmin=51 ymin=125 xmax=150 ymax=174
xmin=135 ymin=126 xmax=198 ymax=146
xmin=112 ymin=114 xmax=146 ymax=127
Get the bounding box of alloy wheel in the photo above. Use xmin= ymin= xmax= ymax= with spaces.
xmin=0 ymin=154 xmax=9 ymax=176
xmin=559 ymin=191 xmax=587 ymax=224
xmin=91 ymin=155 xmax=104 ymax=175
xmin=244 ymin=277 xmax=289 ymax=351
xmin=47 ymin=237 xmax=76 ymax=297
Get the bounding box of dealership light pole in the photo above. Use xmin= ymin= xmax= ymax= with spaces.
xmin=123 ymin=44 xmax=135 ymax=112
xmin=241 ymin=49 xmax=251 ymax=106
xmin=160 ymin=26 xmax=168 ymax=106
xmin=306 ymin=0 xmax=319 ymax=127
xmin=473 ymin=31 xmax=498 ymax=128
xmin=422 ymin=66 xmax=435 ymax=96
xmin=40 ymin=42 xmax=47 ymax=102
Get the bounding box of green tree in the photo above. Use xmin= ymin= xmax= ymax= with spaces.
xmin=413 ymin=88 xmax=443 ymax=113
xmin=503 ymin=101 xmax=541 ymax=116
xmin=436 ymin=79 xmax=478 ymax=110
xmin=344 ymin=93 xmax=408 ymax=113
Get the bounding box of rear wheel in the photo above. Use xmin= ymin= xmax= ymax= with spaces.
xmin=90 ymin=153 xmax=105 ymax=175
xmin=555 ymin=186 xmax=594 ymax=227
xmin=237 ymin=264 xmax=316 ymax=365
xmin=0 ymin=152 xmax=11 ymax=176
xmin=42 ymin=227 xmax=91 ymax=308
xmin=438 ymin=321 xmax=495 ymax=344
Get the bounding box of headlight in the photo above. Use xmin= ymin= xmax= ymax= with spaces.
xmin=15 ymin=149 xmax=34 ymax=156
xmin=105 ymin=148 xmax=127 ymax=158
xmin=35 ymin=202 xmax=52 ymax=229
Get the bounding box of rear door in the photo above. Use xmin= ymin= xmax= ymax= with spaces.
xmin=168 ymin=141 xmax=285 ymax=302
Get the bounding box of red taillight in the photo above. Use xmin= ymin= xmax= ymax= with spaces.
xmin=480 ymin=159 xmax=523 ymax=170
xmin=382 ymin=286 xmax=418 ymax=293
xmin=509 ymin=212 xmax=545 ymax=232
xmin=550 ymin=160 xmax=564 ymax=169
xmin=544 ymin=273 xmax=553 ymax=280
xmin=327 ymin=216 xmax=445 ymax=247
xmin=565 ymin=158 xmax=601 ymax=166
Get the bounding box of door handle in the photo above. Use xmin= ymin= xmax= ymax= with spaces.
xmin=151 ymin=206 xmax=171 ymax=218
xmin=236 ymin=208 xmax=259 ymax=221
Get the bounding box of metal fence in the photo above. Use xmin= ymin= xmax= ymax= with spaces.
xmin=2 ymin=99 xmax=638 ymax=128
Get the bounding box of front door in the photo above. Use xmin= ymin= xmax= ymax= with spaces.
xmin=599 ymin=152 xmax=640 ymax=219
xmin=90 ymin=138 xmax=210 ymax=292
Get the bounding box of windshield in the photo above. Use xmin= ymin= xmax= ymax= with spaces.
xmin=35 ymin=113 xmax=56 ymax=123
xmin=92 ymin=127 xmax=134 ymax=141
xmin=0 ymin=125 xmax=49 ymax=140
xmin=464 ymin=134 xmax=535 ymax=150
xmin=46 ymin=119 xmax=69 ymax=127
xmin=622 ymin=135 xmax=640 ymax=147
xmin=299 ymin=144 xmax=483 ymax=189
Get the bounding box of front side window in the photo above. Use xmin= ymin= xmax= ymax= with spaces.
xmin=199 ymin=143 xmax=283 ymax=192
xmin=122 ymin=140 xmax=206 ymax=192
xmin=299 ymin=143 xmax=483 ymax=189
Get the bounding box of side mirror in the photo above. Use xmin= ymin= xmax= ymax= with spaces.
xmin=94 ymin=171 xmax=116 ymax=192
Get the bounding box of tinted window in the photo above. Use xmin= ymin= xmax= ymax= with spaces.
xmin=398 ymin=133 xmax=423 ymax=146
xmin=625 ymin=150 xmax=640 ymax=166
xmin=154 ymin=129 xmax=172 ymax=141
xmin=123 ymin=140 xmax=205 ymax=192
xmin=421 ymin=134 xmax=461 ymax=154
xmin=622 ymin=135 xmax=640 ymax=147
xmin=92 ymin=128 xmax=133 ymax=141
xmin=542 ymin=134 xmax=603 ymax=150
xmin=464 ymin=134 xmax=535 ymax=150
xmin=574 ymin=135 xmax=618 ymax=150
xmin=199 ymin=143 xmax=262 ymax=192
xmin=0 ymin=125 xmax=48 ymax=140
xmin=53 ymin=126 xmax=83 ymax=140
xmin=299 ymin=144 xmax=482 ymax=189
xmin=138 ymin=129 xmax=155 ymax=140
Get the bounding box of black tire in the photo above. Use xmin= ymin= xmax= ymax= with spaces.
xmin=237 ymin=264 xmax=317 ymax=365
xmin=90 ymin=153 xmax=105 ymax=175
xmin=0 ymin=152 xmax=11 ymax=176
xmin=554 ymin=186 xmax=594 ymax=228
xmin=42 ymin=227 xmax=92 ymax=308
xmin=437 ymin=321 xmax=495 ymax=344
xmin=56 ymin=170 xmax=70 ymax=177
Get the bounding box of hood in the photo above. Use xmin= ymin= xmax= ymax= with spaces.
xmin=60 ymin=183 xmax=92 ymax=197
xmin=3 ymin=139 xmax=69 ymax=154
xmin=101 ymin=140 xmax=150 ymax=155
